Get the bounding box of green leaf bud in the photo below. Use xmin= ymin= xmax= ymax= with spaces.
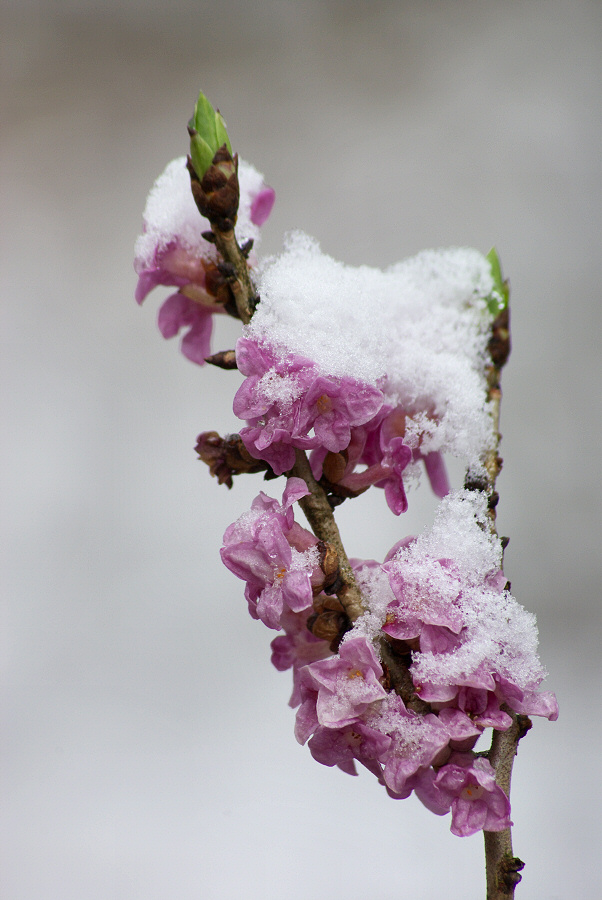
xmin=189 ymin=90 xmax=232 ymax=180
xmin=485 ymin=247 xmax=509 ymax=315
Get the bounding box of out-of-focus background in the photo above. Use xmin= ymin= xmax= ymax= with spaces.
xmin=2 ymin=1 xmax=600 ymax=898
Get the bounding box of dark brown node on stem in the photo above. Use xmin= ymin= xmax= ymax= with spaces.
xmin=320 ymin=479 xmax=370 ymax=509
xmin=516 ymin=715 xmax=533 ymax=741
xmin=201 ymin=230 xmax=217 ymax=244
xmin=204 ymin=349 xmax=238 ymax=370
xmin=499 ymin=855 xmax=525 ymax=891
xmin=380 ymin=638 xmax=431 ymax=715
xmin=195 ymin=431 xmax=270 ymax=487
xmin=240 ymin=238 xmax=254 ymax=258
xmin=217 ymin=260 xmax=237 ymax=279
xmin=203 ymin=262 xmax=235 ymax=307
xmin=464 ymin=473 xmax=489 ymax=493
xmin=488 ymin=490 xmax=500 ymax=510
xmin=489 ymin=307 xmax=511 ymax=369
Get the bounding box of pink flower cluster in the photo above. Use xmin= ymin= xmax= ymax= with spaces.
xmin=136 ymin=154 xmax=557 ymax=839
xmin=233 ymin=337 xmax=449 ymax=509
xmin=221 ymin=481 xmax=558 ymax=837
xmin=220 ymin=478 xmax=322 ymax=629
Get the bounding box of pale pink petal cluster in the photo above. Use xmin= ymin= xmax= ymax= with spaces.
xmin=220 ymin=478 xmax=321 ymax=629
xmin=233 ymin=337 xmax=385 ymax=475
xmin=241 ymin=489 xmax=558 ymax=836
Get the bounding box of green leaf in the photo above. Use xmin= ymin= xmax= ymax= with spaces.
xmin=485 ymin=247 xmax=509 ymax=315
xmin=193 ymin=92 xmax=219 ymax=146
xmin=190 ymin=134 xmax=217 ymax=184
xmin=215 ymin=111 xmax=232 ymax=154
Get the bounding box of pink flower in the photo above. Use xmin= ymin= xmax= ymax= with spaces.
xmin=220 ymin=478 xmax=320 ymax=629
xmin=308 ymin=721 xmax=391 ymax=779
xmin=270 ymin=609 xmax=332 ymax=708
xmin=434 ymin=753 xmax=512 ymax=837
xmin=296 ymin=636 xmax=387 ymax=730
xmin=310 ymin=405 xmax=448 ymax=515
xmin=302 ymin=375 xmax=385 ymax=453
xmin=378 ymin=696 xmax=451 ymax=795
xmin=382 ymin=556 xmax=465 ymax=642
xmin=234 ymin=337 xmax=384 ymax=475
xmin=134 ymin=157 xmax=275 ymax=364
xmin=233 ymin=339 xmax=318 ymax=474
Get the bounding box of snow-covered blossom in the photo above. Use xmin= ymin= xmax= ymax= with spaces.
xmin=135 ymin=163 xmax=557 ymax=837
xmin=252 ymin=486 xmax=555 ymax=835
xmin=134 ymin=157 xmax=275 ymax=363
xmin=233 ymin=336 xmax=385 ymax=475
xmin=381 ymin=491 xmax=557 ymax=724
xmin=247 ymin=233 xmax=498 ymax=472
xmin=375 ymin=694 xmax=451 ymax=795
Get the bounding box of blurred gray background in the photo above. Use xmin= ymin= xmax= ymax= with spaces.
xmin=2 ymin=1 xmax=600 ymax=898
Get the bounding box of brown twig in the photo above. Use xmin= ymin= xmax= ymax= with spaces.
xmin=483 ymin=715 xmax=531 ymax=899
xmin=187 ymin=151 xmax=259 ymax=324
xmin=290 ymin=449 xmax=365 ymax=623
xmin=210 ymin=226 xmax=258 ymax=324
xmin=463 ymin=305 xmax=526 ymax=899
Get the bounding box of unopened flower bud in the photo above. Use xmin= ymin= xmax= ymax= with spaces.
xmin=204 ymin=349 xmax=238 ymax=370
xmin=195 ymin=431 xmax=268 ymax=486
xmin=322 ymin=450 xmax=348 ymax=484
xmin=316 ymin=541 xmax=343 ymax=595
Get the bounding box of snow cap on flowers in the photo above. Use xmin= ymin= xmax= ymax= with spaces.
xmin=245 ymin=232 xmax=499 ymax=472
xmin=384 ymin=490 xmax=554 ymax=716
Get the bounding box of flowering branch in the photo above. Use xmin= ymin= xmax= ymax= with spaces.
xmin=467 ymin=303 xmax=531 ymax=899
xmin=134 ymin=88 xmax=558 ymax=900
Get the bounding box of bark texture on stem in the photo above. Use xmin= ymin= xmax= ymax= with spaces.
xmin=484 ymin=714 xmax=531 ymax=899
xmin=290 ymin=449 xmax=364 ymax=623
xmin=467 ymin=304 xmax=527 ymax=900
xmin=210 ymin=226 xmax=258 ymax=324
